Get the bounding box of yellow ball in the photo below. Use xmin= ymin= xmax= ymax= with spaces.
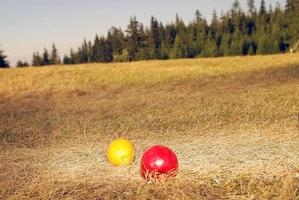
xmin=106 ymin=138 xmax=135 ymax=166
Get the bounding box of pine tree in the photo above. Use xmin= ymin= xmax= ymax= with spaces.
xmin=247 ymin=0 xmax=256 ymax=15
xmin=107 ymin=27 xmax=125 ymax=58
xmin=42 ymin=48 xmax=50 ymax=66
xmin=16 ymin=60 xmax=29 ymax=67
xmin=170 ymin=35 xmax=187 ymax=58
xmin=28 ymin=1 xmax=294 ymax=62
xmin=17 ymin=61 xmax=24 ymax=67
xmin=87 ymin=40 xmax=93 ymax=63
xmin=285 ymin=0 xmax=299 ymax=12
xmin=70 ymin=49 xmax=76 ymax=64
xmin=232 ymin=0 xmax=241 ymax=14
xmin=158 ymin=22 xmax=169 ymax=59
xmin=201 ymin=33 xmax=218 ymax=57
xmin=246 ymin=1 xmax=257 ymax=35
xmin=149 ymin=17 xmax=162 ymax=59
xmin=0 ymin=48 xmax=9 ymax=68
xmin=77 ymin=39 xmax=89 ymax=63
xmin=93 ymin=36 xmax=113 ymax=62
xmin=63 ymin=55 xmax=72 ymax=65
xmin=219 ymin=33 xmax=229 ymax=56
xmin=230 ymin=32 xmax=243 ymax=55
xmin=210 ymin=10 xmax=219 ymax=38
xmin=50 ymin=43 xmax=61 ymax=65
xmin=247 ymin=44 xmax=255 ymax=55
xmin=193 ymin=10 xmax=208 ymax=56
xmin=260 ymin=0 xmax=267 ymax=16
xmin=93 ymin=35 xmax=102 ymax=62
xmin=270 ymin=22 xmax=283 ymax=53
xmin=175 ymin=15 xmax=192 ymax=58
xmin=126 ymin=17 xmax=142 ymax=61
xmin=32 ymin=52 xmax=43 ymax=66
xmin=136 ymin=24 xmax=150 ymax=60
xmin=164 ymin=23 xmax=177 ymax=52
xmin=104 ymin=37 xmax=113 ymax=62
xmin=256 ymin=33 xmax=272 ymax=54
xmin=285 ymin=0 xmax=299 ymax=46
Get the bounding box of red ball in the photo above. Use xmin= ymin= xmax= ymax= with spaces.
xmin=140 ymin=145 xmax=179 ymax=181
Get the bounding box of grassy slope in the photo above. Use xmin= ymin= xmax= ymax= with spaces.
xmin=0 ymin=54 xmax=299 ymax=199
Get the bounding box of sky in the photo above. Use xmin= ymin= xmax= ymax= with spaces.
xmin=1 ymin=0 xmax=285 ymax=66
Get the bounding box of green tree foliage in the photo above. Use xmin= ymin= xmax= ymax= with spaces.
xmin=70 ymin=49 xmax=77 ymax=64
xmin=0 ymin=48 xmax=9 ymax=68
xmin=28 ymin=0 xmax=299 ymax=67
xmin=136 ymin=24 xmax=151 ymax=60
xmin=87 ymin=40 xmax=93 ymax=63
xmin=259 ymin=0 xmax=267 ymax=16
xmin=16 ymin=60 xmax=29 ymax=67
xmin=285 ymin=0 xmax=299 ymax=45
xmin=32 ymin=52 xmax=43 ymax=66
xmin=50 ymin=43 xmax=61 ymax=65
xmin=42 ymin=48 xmax=50 ymax=66
xmin=126 ymin=17 xmax=143 ymax=61
xmin=201 ymin=33 xmax=219 ymax=57
xmin=149 ymin=17 xmax=162 ymax=59
xmin=107 ymin=27 xmax=125 ymax=56
xmin=193 ymin=10 xmax=208 ymax=56
xmin=247 ymin=0 xmax=256 ymax=15
xmin=92 ymin=35 xmax=113 ymax=62
xmin=63 ymin=55 xmax=72 ymax=65
xmin=285 ymin=0 xmax=299 ymax=12
xmin=256 ymin=33 xmax=271 ymax=54
xmin=78 ymin=39 xmax=89 ymax=63
xmin=170 ymin=35 xmax=187 ymax=58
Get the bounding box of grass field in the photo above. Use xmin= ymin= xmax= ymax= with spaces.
xmin=0 ymin=54 xmax=299 ymax=199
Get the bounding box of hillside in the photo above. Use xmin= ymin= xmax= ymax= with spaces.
xmin=0 ymin=54 xmax=299 ymax=199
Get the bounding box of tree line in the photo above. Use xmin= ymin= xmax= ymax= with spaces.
xmin=1 ymin=0 xmax=299 ymax=68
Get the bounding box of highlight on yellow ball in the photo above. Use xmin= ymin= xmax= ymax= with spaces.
xmin=106 ymin=138 xmax=135 ymax=166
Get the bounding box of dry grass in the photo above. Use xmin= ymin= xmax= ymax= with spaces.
xmin=0 ymin=54 xmax=299 ymax=199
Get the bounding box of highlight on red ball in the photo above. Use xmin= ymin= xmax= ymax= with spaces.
xmin=140 ymin=145 xmax=179 ymax=182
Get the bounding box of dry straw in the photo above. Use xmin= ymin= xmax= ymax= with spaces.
xmin=0 ymin=54 xmax=299 ymax=199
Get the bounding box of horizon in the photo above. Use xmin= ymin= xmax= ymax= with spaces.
xmin=1 ymin=0 xmax=285 ymax=66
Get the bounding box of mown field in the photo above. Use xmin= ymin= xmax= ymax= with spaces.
xmin=0 ymin=54 xmax=299 ymax=199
